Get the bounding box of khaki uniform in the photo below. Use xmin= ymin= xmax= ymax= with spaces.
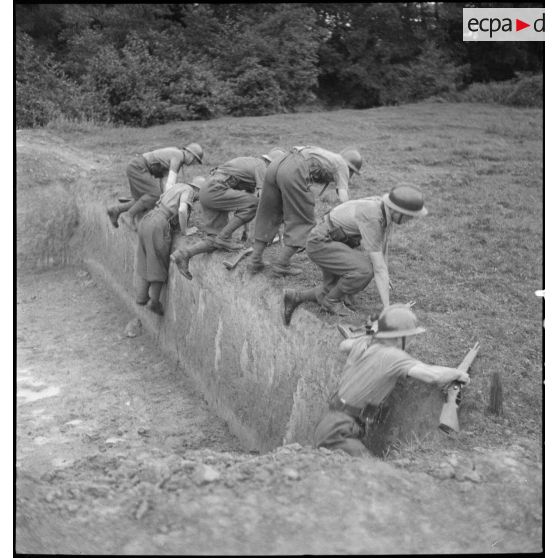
xmin=314 ymin=337 xmax=418 ymax=456
xmin=126 ymin=147 xmax=189 ymax=211
xmin=136 ymin=184 xmax=197 ymax=282
xmin=198 ymin=157 xmax=262 ymax=236
xmin=253 ymin=147 xmax=351 ymax=248
xmin=306 ymin=197 xmax=392 ymax=299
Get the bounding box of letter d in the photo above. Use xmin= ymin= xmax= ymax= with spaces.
xmin=534 ymin=13 xmax=544 ymax=32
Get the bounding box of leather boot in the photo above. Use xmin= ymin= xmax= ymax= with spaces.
xmin=170 ymin=249 xmax=193 ymax=280
xmin=271 ymin=245 xmax=303 ymax=277
xmin=282 ymin=288 xmax=318 ymax=326
xmin=210 ymin=216 xmax=247 ymax=250
xmin=320 ymin=285 xmax=353 ymax=316
xmin=247 ymin=240 xmax=267 ymax=274
xmin=107 ymin=200 xmax=134 ymax=228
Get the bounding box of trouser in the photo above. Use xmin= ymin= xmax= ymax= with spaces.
xmin=253 ymin=151 xmax=316 ymax=249
xmin=306 ymin=220 xmax=374 ymax=299
xmin=136 ymin=207 xmax=172 ymax=282
xmin=124 ymin=156 xmax=163 ymax=218
xmin=313 ymin=411 xmax=369 ymax=458
xmin=198 ymin=177 xmax=258 ymax=236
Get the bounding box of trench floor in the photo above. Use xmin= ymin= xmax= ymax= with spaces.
xmin=16 ymin=267 xmax=542 ymax=555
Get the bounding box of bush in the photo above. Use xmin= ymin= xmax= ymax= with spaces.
xmin=218 ymin=63 xmax=283 ymax=117
xmin=443 ymin=74 xmax=543 ymax=108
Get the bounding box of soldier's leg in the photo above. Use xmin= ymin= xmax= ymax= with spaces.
xmin=248 ymin=158 xmax=285 ymax=272
xmin=271 ymin=155 xmax=315 ymax=275
xmin=135 ymin=277 xmax=150 ymax=305
xmin=107 ymin=200 xmax=135 ymax=228
xmin=147 ymin=282 xmax=164 ymax=316
xmin=282 ymin=286 xmax=321 ymax=326
xmin=120 ymin=158 xmax=162 ymax=231
xmin=314 ymin=411 xmax=370 ymax=458
xmin=204 ymin=187 xmax=258 ymax=250
xmin=170 ymin=240 xmax=217 ymax=280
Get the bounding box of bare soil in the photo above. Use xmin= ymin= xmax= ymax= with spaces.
xmin=16 ymin=268 xmax=542 ymax=554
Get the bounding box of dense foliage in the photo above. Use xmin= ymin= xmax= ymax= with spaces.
xmin=15 ymin=3 xmax=543 ymax=128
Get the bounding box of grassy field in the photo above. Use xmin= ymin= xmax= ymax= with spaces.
xmin=19 ymin=101 xmax=543 ymax=452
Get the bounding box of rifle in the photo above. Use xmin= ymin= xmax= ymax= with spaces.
xmin=438 ymin=341 xmax=480 ymax=434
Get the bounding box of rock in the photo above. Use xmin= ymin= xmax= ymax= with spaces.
xmin=283 ymin=468 xmax=300 ymax=481
xmin=137 ymin=427 xmax=149 ymax=436
xmin=135 ymin=499 xmax=150 ymax=520
xmin=194 ymin=465 xmax=221 ymax=484
xmin=430 ymin=464 xmax=455 ymax=480
xmin=125 ymin=318 xmax=142 ymax=338
xmin=461 ymin=470 xmax=482 ymax=483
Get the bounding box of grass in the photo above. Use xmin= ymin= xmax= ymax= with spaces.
xmin=17 ymin=101 xmax=543 ymax=452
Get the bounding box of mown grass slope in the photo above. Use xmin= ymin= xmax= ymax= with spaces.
xmin=20 ymin=101 xmax=542 ymax=453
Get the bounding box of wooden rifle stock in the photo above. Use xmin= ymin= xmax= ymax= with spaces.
xmin=438 ymin=342 xmax=480 ymax=434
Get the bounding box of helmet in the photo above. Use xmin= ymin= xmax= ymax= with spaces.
xmin=187 ymin=175 xmax=206 ymax=189
xmin=262 ymin=147 xmax=287 ymax=163
xmin=382 ymin=185 xmax=428 ymax=217
xmin=375 ymin=304 xmax=426 ymax=339
xmin=340 ymin=147 xmax=362 ymax=176
xmin=182 ymin=143 xmax=204 ymax=164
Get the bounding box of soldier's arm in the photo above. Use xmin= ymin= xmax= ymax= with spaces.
xmin=178 ymin=188 xmax=196 ymax=234
xmin=408 ymin=362 xmax=470 ymax=386
xmin=165 ymin=155 xmax=184 ymax=190
xmin=369 ymin=252 xmax=390 ymax=309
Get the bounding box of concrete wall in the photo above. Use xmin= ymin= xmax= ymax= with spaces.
xmin=79 ymin=204 xmax=448 ymax=454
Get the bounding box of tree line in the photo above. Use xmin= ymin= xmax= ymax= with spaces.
xmin=15 ymin=3 xmax=543 ymax=128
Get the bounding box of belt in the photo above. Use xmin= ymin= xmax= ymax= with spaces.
xmin=154 ymin=204 xmax=174 ymax=220
xmin=328 ymin=393 xmax=363 ymax=420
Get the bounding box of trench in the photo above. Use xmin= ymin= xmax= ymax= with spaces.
xmin=20 ymin=200 xmax=450 ymax=458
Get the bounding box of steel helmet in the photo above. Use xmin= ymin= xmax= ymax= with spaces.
xmin=187 ymin=175 xmax=206 ymax=189
xmin=262 ymin=147 xmax=287 ymax=163
xmin=375 ymin=304 xmax=426 ymax=339
xmin=340 ymin=147 xmax=362 ymax=176
xmin=182 ymin=143 xmax=204 ymax=164
xmin=382 ymin=185 xmax=428 ymax=217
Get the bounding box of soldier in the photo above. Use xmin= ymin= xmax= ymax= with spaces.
xmin=282 ymin=185 xmax=427 ymax=325
xmin=170 ymin=148 xmax=286 ymax=280
xmin=134 ymin=176 xmax=205 ymax=316
xmin=313 ymin=304 xmax=470 ymax=457
xmin=107 ymin=143 xmax=204 ymax=232
xmin=246 ymin=145 xmax=363 ymax=277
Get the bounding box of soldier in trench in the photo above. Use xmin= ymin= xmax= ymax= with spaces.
xmin=281 ymin=185 xmax=428 ymax=323
xmin=313 ymin=304 xmax=470 ymax=457
xmin=107 ymin=143 xmax=204 ymax=232
xmin=245 ymin=145 xmax=363 ymax=277
xmin=170 ymin=147 xmax=287 ymax=280
xmin=134 ymin=177 xmax=205 ymax=315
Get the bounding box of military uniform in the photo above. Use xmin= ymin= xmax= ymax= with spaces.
xmin=127 ymin=147 xmax=191 ymax=210
xmin=314 ymin=336 xmax=418 ymax=456
xmin=198 ymin=156 xmax=263 ymax=236
xmin=253 ymin=146 xmax=351 ymax=248
xmin=307 ymin=196 xmax=392 ymax=300
xmin=136 ymin=183 xmax=197 ymax=282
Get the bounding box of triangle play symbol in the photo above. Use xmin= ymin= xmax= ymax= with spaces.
xmin=516 ymin=19 xmax=530 ymax=32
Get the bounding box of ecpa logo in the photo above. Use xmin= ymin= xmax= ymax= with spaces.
xmin=463 ymin=8 xmax=544 ymax=42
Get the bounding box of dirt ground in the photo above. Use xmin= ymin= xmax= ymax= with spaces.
xmin=16 ymin=267 xmax=542 ymax=555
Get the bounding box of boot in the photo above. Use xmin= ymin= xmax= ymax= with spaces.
xmin=247 ymin=240 xmax=267 ymax=274
xmin=148 ymin=282 xmax=164 ymax=315
xmin=171 ymin=241 xmax=216 ymax=280
xmin=120 ymin=195 xmax=154 ymax=232
xmin=320 ymin=297 xmax=353 ymax=317
xmin=148 ymin=300 xmax=164 ymax=316
xmin=107 ymin=200 xmax=134 ymax=228
xmin=170 ymin=249 xmax=193 ymax=280
xmin=210 ymin=216 xmax=247 ymax=250
xmin=271 ymin=246 xmax=303 ymax=277
xmin=136 ymin=278 xmax=150 ymax=305
xmin=282 ymin=288 xmax=318 ymax=326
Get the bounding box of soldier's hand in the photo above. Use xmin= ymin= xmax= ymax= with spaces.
xmin=456 ymin=371 xmax=470 ymax=385
xmin=185 ymin=226 xmax=199 ymax=236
